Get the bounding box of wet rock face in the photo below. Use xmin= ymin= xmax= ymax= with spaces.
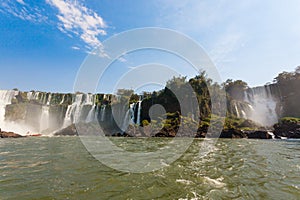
xmin=219 ymin=129 xmax=246 ymax=138
xmin=274 ymin=119 xmax=300 ymax=138
xmin=54 ymin=124 xmax=78 ymax=136
xmin=245 ymin=131 xmax=272 ymax=139
xmin=0 ymin=129 xmax=23 ymax=138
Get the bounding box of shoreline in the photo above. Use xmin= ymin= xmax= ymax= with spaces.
xmin=1 ymin=127 xmax=298 ymax=140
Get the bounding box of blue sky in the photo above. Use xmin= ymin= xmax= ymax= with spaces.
xmin=0 ymin=0 xmax=300 ymax=93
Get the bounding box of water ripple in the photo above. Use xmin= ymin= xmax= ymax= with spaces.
xmin=0 ymin=137 xmax=299 ymax=199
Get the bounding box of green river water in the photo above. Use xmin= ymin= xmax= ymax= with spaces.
xmin=1 ymin=137 xmax=299 ymax=200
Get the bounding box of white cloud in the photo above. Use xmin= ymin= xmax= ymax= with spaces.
xmin=209 ymin=32 xmax=243 ymax=66
xmin=71 ymin=46 xmax=80 ymax=50
xmin=0 ymin=0 xmax=47 ymax=23
xmin=155 ymin=0 xmax=248 ymax=64
xmin=16 ymin=0 xmax=25 ymax=5
xmin=46 ymin=0 xmax=107 ymax=49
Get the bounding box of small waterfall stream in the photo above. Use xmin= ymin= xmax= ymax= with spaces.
xmin=136 ymin=101 xmax=142 ymax=125
xmin=86 ymin=105 xmax=96 ymax=123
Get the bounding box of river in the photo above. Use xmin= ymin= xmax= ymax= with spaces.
xmin=1 ymin=137 xmax=299 ymax=199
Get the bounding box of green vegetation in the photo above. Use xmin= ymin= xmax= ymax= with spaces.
xmin=279 ymin=117 xmax=300 ymax=124
xmin=5 ymin=67 xmax=299 ymax=137
xmin=126 ymin=67 xmax=299 ymax=135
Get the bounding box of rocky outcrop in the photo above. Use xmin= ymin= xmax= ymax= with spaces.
xmin=53 ymin=122 xmax=114 ymax=136
xmin=111 ymin=132 xmax=132 ymax=137
xmin=154 ymin=128 xmax=177 ymax=137
xmin=54 ymin=124 xmax=78 ymax=136
xmin=0 ymin=129 xmax=23 ymax=138
xmin=219 ymin=129 xmax=246 ymax=138
xmin=273 ymin=118 xmax=300 ymax=138
xmin=244 ymin=130 xmax=272 ymax=139
xmin=200 ymin=128 xmax=273 ymax=139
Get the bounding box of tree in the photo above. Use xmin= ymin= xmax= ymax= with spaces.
xmin=224 ymin=79 xmax=248 ymax=101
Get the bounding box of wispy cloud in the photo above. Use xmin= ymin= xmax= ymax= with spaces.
xmin=16 ymin=0 xmax=25 ymax=5
xmin=46 ymin=0 xmax=107 ymax=49
xmin=71 ymin=46 xmax=80 ymax=50
xmin=209 ymin=32 xmax=243 ymax=66
xmin=0 ymin=0 xmax=47 ymax=23
xmin=1 ymin=0 xmax=108 ymax=51
xmin=155 ymin=0 xmax=249 ymax=66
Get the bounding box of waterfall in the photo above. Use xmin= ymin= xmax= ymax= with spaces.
xmin=73 ymin=94 xmax=84 ymax=123
xmin=0 ymin=90 xmax=33 ymax=135
xmin=243 ymin=86 xmax=278 ymax=126
xmin=241 ymin=110 xmax=246 ymax=118
xmin=131 ymin=104 xmax=136 ymax=123
xmin=121 ymin=103 xmax=135 ymax=132
xmin=62 ymin=93 xmax=104 ymax=126
xmin=46 ymin=94 xmax=52 ymax=105
xmin=33 ymin=92 xmax=39 ymax=100
xmin=60 ymin=94 xmax=65 ymax=104
xmin=63 ymin=105 xmax=73 ymax=128
xmin=100 ymin=105 xmax=106 ymax=121
xmin=0 ymin=90 xmax=147 ymax=135
xmin=129 ymin=103 xmax=135 ymax=123
xmin=85 ymin=94 xmax=94 ymax=105
xmin=27 ymin=91 xmax=33 ymax=100
xmin=0 ymin=90 xmax=17 ymax=124
xmin=121 ymin=109 xmax=130 ymax=132
xmin=40 ymin=106 xmax=49 ymax=131
xmin=234 ymin=103 xmax=240 ymax=118
xmin=136 ymin=101 xmax=142 ymax=125
xmin=86 ymin=105 xmax=96 ymax=123
xmin=267 ymin=131 xmax=275 ymax=139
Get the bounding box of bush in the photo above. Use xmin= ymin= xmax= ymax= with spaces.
xmin=280 ymin=117 xmax=300 ymax=124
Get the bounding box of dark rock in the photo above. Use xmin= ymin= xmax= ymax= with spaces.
xmin=54 ymin=124 xmax=78 ymax=136
xmin=219 ymin=128 xmax=246 ymax=138
xmin=245 ymin=130 xmax=272 ymax=139
xmin=154 ymin=132 xmax=167 ymax=137
xmin=54 ymin=122 xmax=108 ymax=136
xmin=195 ymin=125 xmax=208 ymax=138
xmin=273 ymin=120 xmax=300 ymax=138
xmin=154 ymin=128 xmax=175 ymax=137
xmin=0 ymin=129 xmax=23 ymax=138
xmin=111 ymin=132 xmax=132 ymax=137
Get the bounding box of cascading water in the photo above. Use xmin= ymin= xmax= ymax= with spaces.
xmin=86 ymin=105 xmax=96 ymax=123
xmin=121 ymin=103 xmax=135 ymax=132
xmin=234 ymin=103 xmax=240 ymax=118
xmin=33 ymin=92 xmax=39 ymax=100
xmin=85 ymin=94 xmax=93 ymax=105
xmin=40 ymin=106 xmax=49 ymax=131
xmin=100 ymin=105 xmax=106 ymax=121
xmin=72 ymin=94 xmax=84 ymax=123
xmin=63 ymin=105 xmax=73 ymax=128
xmin=243 ymin=86 xmax=279 ymax=127
xmin=27 ymin=91 xmax=33 ymax=100
xmin=60 ymin=94 xmax=65 ymax=104
xmin=0 ymin=90 xmax=33 ymax=135
xmin=46 ymin=94 xmax=52 ymax=105
xmin=136 ymin=101 xmax=142 ymax=125
xmin=0 ymin=90 xmax=17 ymax=125
xmin=0 ymin=90 xmax=146 ymax=135
xmin=62 ymin=93 xmax=97 ymax=126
